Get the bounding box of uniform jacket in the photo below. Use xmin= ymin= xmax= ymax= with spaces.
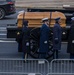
xmin=22 ymin=26 xmax=30 ymax=53
xmin=53 ymin=23 xmax=62 ymax=50
xmin=67 ymin=24 xmax=74 ymax=54
xmin=39 ymin=24 xmax=50 ymax=53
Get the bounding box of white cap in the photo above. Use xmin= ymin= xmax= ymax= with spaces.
xmin=42 ymin=18 xmax=49 ymax=22
xmin=18 ymin=10 xmax=24 ymax=14
xmin=71 ymin=17 xmax=74 ymax=21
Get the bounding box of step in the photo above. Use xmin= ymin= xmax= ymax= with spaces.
xmin=15 ymin=0 xmax=74 ymax=8
xmin=0 ymin=33 xmax=7 ymax=38
xmin=0 ymin=24 xmax=7 ymax=27
xmin=0 ymin=27 xmax=6 ymax=29
xmin=0 ymin=30 xmax=7 ymax=34
xmin=0 ymin=27 xmax=7 ymax=38
xmin=0 ymin=38 xmax=16 ymax=40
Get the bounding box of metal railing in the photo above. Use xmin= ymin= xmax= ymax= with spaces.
xmin=0 ymin=72 xmax=42 ymax=75
xmin=1 ymin=58 xmax=74 ymax=75
xmin=47 ymin=73 xmax=74 ymax=75
xmin=49 ymin=59 xmax=74 ymax=75
xmin=0 ymin=58 xmax=49 ymax=75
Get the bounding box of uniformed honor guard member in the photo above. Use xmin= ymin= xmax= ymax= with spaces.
xmin=39 ymin=18 xmax=50 ymax=58
xmin=53 ymin=17 xmax=62 ymax=59
xmin=16 ymin=31 xmax=23 ymax=52
xmin=22 ymin=20 xmax=30 ymax=59
xmin=67 ymin=17 xmax=74 ymax=59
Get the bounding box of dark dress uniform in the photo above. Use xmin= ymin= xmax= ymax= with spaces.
xmin=67 ymin=18 xmax=74 ymax=58
xmin=39 ymin=24 xmax=50 ymax=58
xmin=16 ymin=31 xmax=23 ymax=52
xmin=53 ymin=18 xmax=62 ymax=59
xmin=22 ymin=20 xmax=30 ymax=59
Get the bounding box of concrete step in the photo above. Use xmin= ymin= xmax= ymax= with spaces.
xmin=0 ymin=30 xmax=7 ymax=34
xmin=0 ymin=27 xmax=7 ymax=33
xmin=0 ymin=34 xmax=7 ymax=38
xmin=0 ymin=38 xmax=16 ymax=41
xmin=0 ymin=27 xmax=6 ymax=30
xmin=0 ymin=27 xmax=7 ymax=38
xmin=15 ymin=0 xmax=74 ymax=8
xmin=0 ymin=24 xmax=7 ymax=27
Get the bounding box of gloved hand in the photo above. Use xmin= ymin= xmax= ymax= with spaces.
xmin=26 ymin=42 xmax=29 ymax=46
xmin=44 ymin=41 xmax=47 ymax=44
xmin=72 ymin=40 xmax=74 ymax=43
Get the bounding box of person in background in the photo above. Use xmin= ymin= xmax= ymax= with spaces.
xmin=39 ymin=18 xmax=50 ymax=58
xmin=53 ymin=17 xmax=62 ymax=59
xmin=67 ymin=17 xmax=74 ymax=59
xmin=22 ymin=20 xmax=30 ymax=59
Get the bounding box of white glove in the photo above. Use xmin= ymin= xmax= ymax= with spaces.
xmin=72 ymin=40 xmax=74 ymax=43
xmin=44 ymin=41 xmax=47 ymax=44
xmin=26 ymin=42 xmax=29 ymax=46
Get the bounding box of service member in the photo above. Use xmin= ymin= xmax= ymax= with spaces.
xmin=67 ymin=17 xmax=74 ymax=59
xmin=39 ymin=18 xmax=50 ymax=58
xmin=53 ymin=17 xmax=62 ymax=59
xmin=22 ymin=20 xmax=30 ymax=59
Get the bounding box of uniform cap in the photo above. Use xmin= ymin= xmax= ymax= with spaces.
xmin=71 ymin=17 xmax=74 ymax=21
xmin=42 ymin=18 xmax=49 ymax=22
xmin=55 ymin=17 xmax=60 ymax=21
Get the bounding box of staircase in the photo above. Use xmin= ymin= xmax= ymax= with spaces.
xmin=0 ymin=25 xmax=7 ymax=39
xmin=15 ymin=0 xmax=74 ymax=8
xmin=0 ymin=24 xmax=15 ymax=41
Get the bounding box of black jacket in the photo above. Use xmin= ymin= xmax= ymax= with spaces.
xmin=67 ymin=24 xmax=74 ymax=54
xmin=53 ymin=23 xmax=62 ymax=50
